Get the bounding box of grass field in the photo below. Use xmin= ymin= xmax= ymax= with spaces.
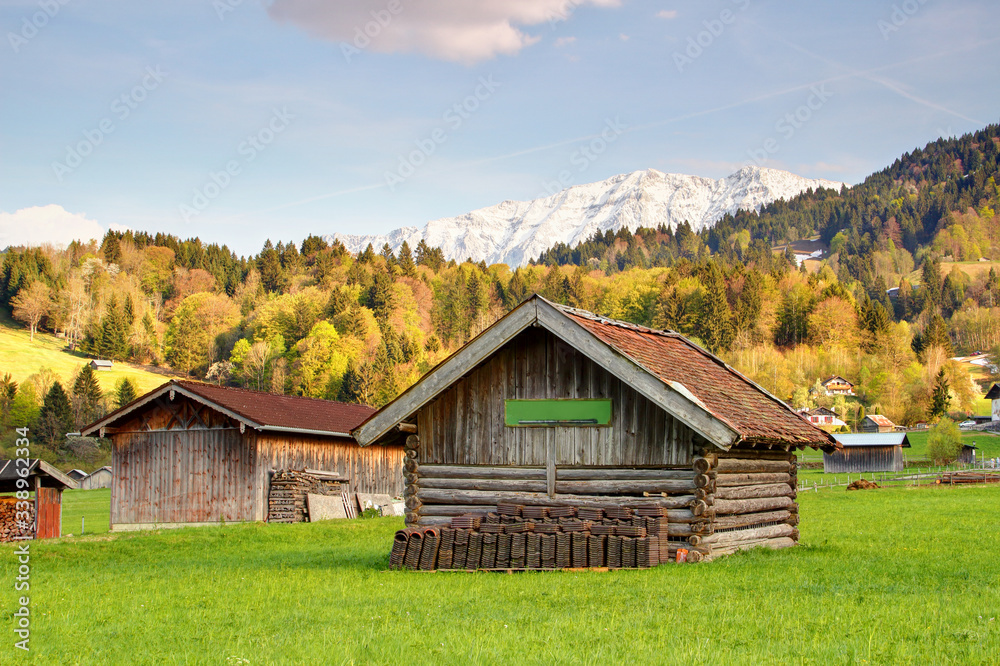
xmin=0 ymin=308 xmax=176 ymax=396
xmin=60 ymin=489 xmax=111 ymax=537
xmin=3 ymin=486 xmax=999 ymax=663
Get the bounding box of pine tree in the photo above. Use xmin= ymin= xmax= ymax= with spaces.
xmin=695 ymin=264 xmax=734 ymax=353
xmin=114 ymin=377 xmax=138 ymax=409
xmin=398 ymin=241 xmax=417 ymax=277
xmin=98 ymin=295 xmax=129 ymax=361
xmin=37 ymin=381 xmax=74 ymax=447
xmin=368 ymin=270 xmax=396 ymax=325
xmin=928 ymin=368 xmax=951 ymax=421
xmin=72 ymin=363 xmax=104 ymax=427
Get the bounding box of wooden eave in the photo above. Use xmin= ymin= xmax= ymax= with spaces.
xmin=352 ymin=296 xmax=743 ymax=451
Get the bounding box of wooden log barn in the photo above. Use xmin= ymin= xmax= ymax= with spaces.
xmin=353 ymin=295 xmax=838 ymax=566
xmin=825 ymin=433 xmax=911 ymax=473
xmin=0 ymin=459 xmax=77 ymax=541
xmin=81 ymin=380 xmax=402 ymax=530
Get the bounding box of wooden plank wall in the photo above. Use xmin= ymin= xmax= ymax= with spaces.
xmin=252 ymin=434 xmax=404 ymax=521
xmin=112 ymin=428 xmax=254 ymax=525
xmin=822 ymin=446 xmax=904 ymax=473
xmin=416 ymin=327 xmax=693 ymax=467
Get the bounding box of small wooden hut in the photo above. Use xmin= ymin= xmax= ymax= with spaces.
xmin=825 ymin=433 xmax=911 ymax=473
xmin=860 ymin=415 xmax=896 ymax=433
xmin=353 ymin=295 xmax=837 ymax=565
xmin=79 ymin=466 xmax=112 ymax=490
xmin=0 ymin=459 xmax=77 ymax=540
xmin=82 ymin=380 xmax=402 ymax=530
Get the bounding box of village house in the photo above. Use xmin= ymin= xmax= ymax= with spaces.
xmin=821 ymin=376 xmax=855 ymax=396
xmin=353 ymin=295 xmax=837 ymax=566
xmin=860 ymin=414 xmax=896 ymax=433
xmin=81 ymin=380 xmax=402 ymax=530
xmin=988 ymin=384 xmax=1000 ymax=422
xmin=824 ymin=433 xmax=910 ymax=473
xmin=801 ymin=407 xmax=846 ymax=429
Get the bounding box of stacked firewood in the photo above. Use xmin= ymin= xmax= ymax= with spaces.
xmin=390 ymin=502 xmax=682 ymax=570
xmin=267 ymin=470 xmax=343 ymax=523
xmin=0 ymin=497 xmax=34 ymax=542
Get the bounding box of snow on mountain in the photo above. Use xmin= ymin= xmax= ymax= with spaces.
xmin=330 ymin=166 xmax=846 ymax=267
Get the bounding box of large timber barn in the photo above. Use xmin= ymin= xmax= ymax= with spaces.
xmin=353 ymin=295 xmax=837 ymax=565
xmin=82 ymin=380 xmax=402 ymax=530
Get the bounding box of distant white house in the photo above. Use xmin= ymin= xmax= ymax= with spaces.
xmin=988 ymin=384 xmax=1000 ymax=422
xmin=90 ymin=360 xmax=113 ymax=371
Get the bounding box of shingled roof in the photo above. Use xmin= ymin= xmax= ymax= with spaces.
xmin=353 ymin=295 xmax=836 ymax=451
xmin=558 ymin=305 xmax=832 ymax=447
xmin=81 ymin=379 xmax=376 ymax=439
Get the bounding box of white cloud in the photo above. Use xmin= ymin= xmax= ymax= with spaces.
xmin=619 ymin=33 xmax=630 ymax=41
xmin=657 ymin=10 xmax=678 ymax=19
xmin=0 ymin=205 xmax=105 ymax=248
xmin=554 ymin=36 xmax=577 ymax=48
xmin=267 ymin=0 xmax=621 ymax=64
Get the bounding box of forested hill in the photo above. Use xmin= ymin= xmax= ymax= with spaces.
xmin=2 ymin=124 xmax=1000 ymax=465
xmin=537 ymin=123 xmax=1000 ymax=280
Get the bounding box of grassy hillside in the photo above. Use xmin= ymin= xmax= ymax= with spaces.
xmin=4 ymin=485 xmax=998 ymax=663
xmin=0 ymin=308 xmax=175 ymax=395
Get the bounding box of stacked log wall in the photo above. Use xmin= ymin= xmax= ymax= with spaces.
xmin=689 ymin=447 xmax=799 ymax=561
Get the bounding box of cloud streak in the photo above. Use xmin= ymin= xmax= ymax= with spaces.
xmin=266 ymin=0 xmax=621 ymax=64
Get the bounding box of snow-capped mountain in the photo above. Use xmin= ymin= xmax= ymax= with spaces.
xmin=331 ymin=166 xmax=846 ymax=267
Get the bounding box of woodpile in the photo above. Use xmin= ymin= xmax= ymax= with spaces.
xmin=390 ymin=501 xmax=684 ymax=570
xmin=937 ymin=471 xmax=1000 ymax=485
xmin=847 ymin=479 xmax=880 ymax=490
xmin=0 ymin=497 xmax=34 ymax=542
xmin=267 ymin=470 xmax=345 ymax=523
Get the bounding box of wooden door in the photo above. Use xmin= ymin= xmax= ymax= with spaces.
xmin=35 ymin=487 xmax=61 ymax=539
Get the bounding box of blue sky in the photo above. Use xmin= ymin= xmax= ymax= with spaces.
xmin=1 ymin=0 xmax=997 ymax=256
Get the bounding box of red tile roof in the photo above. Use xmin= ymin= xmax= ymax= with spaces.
xmin=172 ymin=380 xmax=376 ymax=434
xmin=558 ymin=307 xmax=834 ymax=447
xmin=864 ymin=414 xmax=896 ymax=428
xmin=84 ymin=380 xmax=376 ymax=438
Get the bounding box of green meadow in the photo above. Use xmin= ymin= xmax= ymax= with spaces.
xmin=0 ymin=309 xmax=174 ymax=396
xmin=3 ymin=485 xmax=999 ymax=664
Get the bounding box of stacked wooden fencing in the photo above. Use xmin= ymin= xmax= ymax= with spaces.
xmin=266 ymin=470 xmax=344 ymax=523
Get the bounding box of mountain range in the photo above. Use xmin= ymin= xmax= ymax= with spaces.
xmin=331 ymin=166 xmax=846 ymax=267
